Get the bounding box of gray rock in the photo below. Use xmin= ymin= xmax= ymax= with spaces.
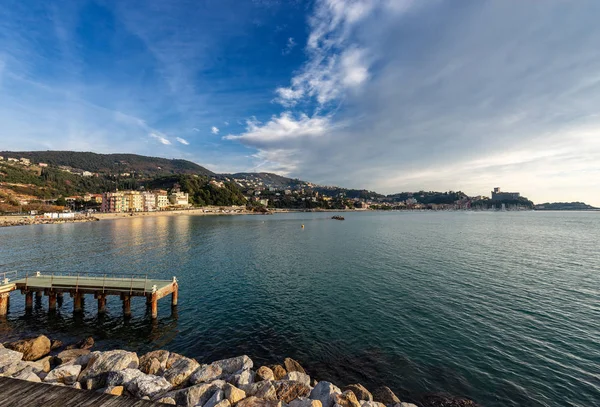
xmin=284 ymin=372 xmax=310 ymax=387
xmin=190 ymin=363 xmax=224 ymax=384
xmin=0 ymin=347 xmax=24 ymax=369
xmin=237 ymin=396 xmax=282 ymax=407
xmin=56 ymin=349 xmax=90 ymax=365
xmin=230 ymin=369 xmax=254 ymax=387
xmin=162 ymin=356 xmax=200 ymax=386
xmin=128 ymin=373 xmax=172 ymax=399
xmin=274 ymin=380 xmax=311 ymax=403
xmin=105 ymin=368 xmax=145 ymax=387
xmin=204 ymin=389 xmax=225 ymax=407
xmin=283 ymin=358 xmax=306 ymax=374
xmin=310 ymin=381 xmax=342 ymax=407
xmin=240 ymin=381 xmax=276 ymax=400
xmin=372 ymin=387 xmax=400 ymax=406
xmin=13 ymin=367 xmax=42 ymax=383
xmin=79 ymin=350 xmax=139 ymax=386
xmin=139 ymin=350 xmax=170 ymax=375
xmin=213 ymin=355 xmax=253 ymax=375
xmin=44 ymin=364 xmax=82 ymax=385
xmin=290 ymin=398 xmax=323 ymax=407
xmin=344 ymin=385 xmax=373 ymax=402
xmin=162 ymin=382 xmax=221 ymax=407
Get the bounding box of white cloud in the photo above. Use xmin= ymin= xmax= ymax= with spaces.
xmin=211 ymin=126 xmax=219 ymax=134
xmin=176 ymin=137 xmax=189 ymax=145
xmin=224 ymin=121 xmax=229 ymax=126
xmin=149 ymin=132 xmax=171 ymax=145
xmin=192 ymin=127 xmax=200 ymax=132
xmin=282 ymin=37 xmax=296 ymax=55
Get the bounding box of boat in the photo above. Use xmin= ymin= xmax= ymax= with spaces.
xmin=331 ymin=215 xmax=345 ymax=220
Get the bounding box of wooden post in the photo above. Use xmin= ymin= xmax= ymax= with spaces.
xmin=122 ymin=295 xmax=131 ymax=317
xmin=97 ymin=295 xmax=107 ymax=314
xmin=57 ymin=292 xmax=64 ymax=307
xmin=48 ymin=292 xmax=57 ymax=311
xmin=25 ymin=292 xmax=33 ymax=310
xmin=73 ymin=292 xmax=84 ymax=313
xmin=0 ymin=293 xmax=9 ymax=317
xmin=171 ymin=284 xmax=178 ymax=306
xmin=150 ymin=294 xmax=158 ymax=319
xmin=36 ymin=291 xmax=43 ymax=299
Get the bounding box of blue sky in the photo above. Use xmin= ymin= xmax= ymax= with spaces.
xmin=1 ymin=0 xmax=600 ymax=205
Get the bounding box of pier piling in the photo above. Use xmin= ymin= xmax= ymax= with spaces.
xmin=48 ymin=292 xmax=57 ymax=311
xmin=0 ymin=293 xmax=8 ymax=317
xmin=122 ymin=295 xmax=131 ymax=317
xmin=73 ymin=292 xmax=84 ymax=313
xmin=25 ymin=292 xmax=33 ymax=310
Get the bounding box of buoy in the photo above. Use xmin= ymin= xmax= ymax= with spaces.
xmin=301 ymin=224 xmax=304 ymax=228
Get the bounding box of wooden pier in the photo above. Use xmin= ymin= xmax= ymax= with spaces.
xmin=0 ymin=377 xmax=164 ymax=406
xmin=0 ymin=271 xmax=178 ymax=319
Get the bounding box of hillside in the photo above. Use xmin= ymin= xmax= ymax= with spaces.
xmin=535 ymin=202 xmax=597 ymax=210
xmin=0 ymin=151 xmax=214 ymax=176
xmin=229 ymin=172 xmax=305 ymax=189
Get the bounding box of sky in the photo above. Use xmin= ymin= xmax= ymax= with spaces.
xmin=1 ymin=0 xmax=600 ymax=205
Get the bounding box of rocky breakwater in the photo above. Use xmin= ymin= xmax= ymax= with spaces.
xmin=0 ymin=335 xmax=479 ymax=407
xmin=0 ymin=215 xmax=99 ymax=227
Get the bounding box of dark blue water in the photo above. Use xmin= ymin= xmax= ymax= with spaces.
xmin=1 ymin=211 xmax=599 ymax=407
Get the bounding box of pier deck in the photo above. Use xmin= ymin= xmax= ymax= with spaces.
xmin=0 ymin=377 xmax=164 ymax=406
xmin=0 ymin=272 xmax=178 ymax=318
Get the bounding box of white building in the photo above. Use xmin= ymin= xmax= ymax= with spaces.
xmin=169 ymin=191 xmax=189 ymax=207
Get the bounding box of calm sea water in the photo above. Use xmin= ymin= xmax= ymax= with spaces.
xmin=0 ymin=211 xmax=599 ymax=407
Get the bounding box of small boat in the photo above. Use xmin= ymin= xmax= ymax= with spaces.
xmin=331 ymin=215 xmax=345 ymax=220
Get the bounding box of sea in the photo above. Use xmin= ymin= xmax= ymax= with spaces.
xmin=0 ymin=211 xmax=598 ymax=407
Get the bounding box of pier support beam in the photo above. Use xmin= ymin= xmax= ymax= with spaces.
xmin=0 ymin=293 xmax=9 ymax=317
xmin=25 ymin=292 xmax=33 ymax=310
xmin=122 ymin=295 xmax=131 ymax=318
xmin=73 ymin=292 xmax=84 ymax=313
xmin=150 ymin=295 xmax=158 ymax=319
xmin=57 ymin=292 xmax=64 ymax=307
xmin=48 ymin=292 xmax=57 ymax=311
xmin=97 ymin=295 xmax=107 ymax=314
xmin=171 ymin=284 xmax=178 ymax=306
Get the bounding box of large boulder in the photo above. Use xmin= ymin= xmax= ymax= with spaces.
xmin=44 ymin=364 xmax=82 ymax=385
xmin=372 ymin=387 xmax=400 ymax=405
xmin=310 ymin=381 xmax=342 ymax=407
xmin=105 ymin=368 xmax=145 ymax=387
xmin=66 ymin=337 xmax=94 ymax=350
xmin=283 ymin=358 xmax=306 ymax=374
xmin=128 ymin=373 xmax=172 ymax=399
xmin=230 ymin=369 xmax=254 ymax=387
xmin=79 ymin=350 xmax=139 ymax=388
xmin=290 ymin=398 xmax=323 ymax=407
xmin=5 ymin=335 xmax=51 ymax=361
xmin=274 ymin=380 xmax=311 ymax=403
xmin=344 ymin=385 xmax=373 ymax=402
xmin=223 ymin=383 xmax=247 ymax=405
xmin=333 ymin=391 xmax=361 ymax=407
xmin=256 ymin=366 xmax=275 ymax=382
xmin=162 ymin=356 xmax=200 ymax=386
xmin=284 ymin=372 xmax=310 ymax=387
xmin=13 ymin=367 xmax=42 ymax=383
xmin=162 ymin=382 xmax=222 ymax=407
xmin=0 ymin=348 xmax=23 ymax=370
xmin=190 ymin=364 xmax=224 ymax=384
xmin=213 ymin=355 xmax=253 ymax=375
xmin=56 ymin=349 xmax=90 ymax=365
xmin=139 ymin=350 xmax=170 ymax=375
xmin=166 ymin=352 xmax=185 ymax=369
xmin=204 ymin=389 xmax=225 ymax=407
xmin=237 ymin=396 xmax=282 ymax=407
xmin=270 ymin=365 xmax=287 ymax=380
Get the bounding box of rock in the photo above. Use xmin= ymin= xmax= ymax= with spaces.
xmin=73 ymin=351 xmax=99 ymax=369
xmin=21 ymin=360 xmax=48 ymax=376
xmin=256 ymin=366 xmax=275 ymax=382
xmin=223 ymin=383 xmax=247 ymax=405
xmin=283 ymin=358 xmax=306 ymax=374
xmin=213 ymin=355 xmax=253 ymax=375
xmin=289 ymin=397 xmax=323 ymax=407
xmin=66 ymin=337 xmax=94 ymax=350
xmin=215 ymin=400 xmax=232 ymax=407
xmin=190 ymin=363 xmax=224 ymax=384
xmin=284 ymin=372 xmax=311 ymax=387
xmin=270 ymin=365 xmax=286 ymax=380
xmin=30 ymin=356 xmax=52 ymax=373
xmin=156 ymin=397 xmax=176 ymax=405
xmin=105 ymin=368 xmax=145 ymax=387
xmin=237 ymin=396 xmax=282 ymax=407
xmin=56 ymin=349 xmax=90 ymax=365
xmin=5 ymin=335 xmax=51 ymax=361
xmin=240 ymin=381 xmax=277 ymax=400
xmin=166 ymin=352 xmax=184 ymax=369
xmin=230 ymin=369 xmax=254 ymax=387
xmin=139 ymin=350 xmax=170 ymax=374
xmin=44 ymin=364 xmax=82 ymax=385
xmin=398 ymin=403 xmax=418 ymax=407
xmin=274 ymin=380 xmax=311 ymax=403
xmin=333 ymin=391 xmax=361 ymax=407
xmin=50 ymin=340 xmax=63 ymax=350
xmin=204 ymin=389 xmax=225 ymax=407
xmin=162 ymin=382 xmax=221 ymax=407
xmin=310 ymin=381 xmax=342 ymax=407
xmin=128 ymin=373 xmax=173 ymax=399
xmin=344 ymin=385 xmax=373 ymax=402
xmin=372 ymin=387 xmax=400 ymax=406
xmin=104 ymin=386 xmax=124 ymax=396
xmin=13 ymin=367 xmax=42 ymax=383
xmin=361 ymin=402 xmax=386 ymax=407
xmin=79 ymin=350 xmax=138 ymax=388
xmin=72 ymin=381 xmax=82 ymax=389
xmin=162 ymin=356 xmax=200 ymax=386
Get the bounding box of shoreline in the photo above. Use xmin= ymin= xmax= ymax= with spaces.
xmin=0 ymin=334 xmax=477 ymax=407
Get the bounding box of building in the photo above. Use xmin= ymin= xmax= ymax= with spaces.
xmin=84 ymin=193 xmax=103 ymax=203
xmin=7 ymin=157 xmax=18 ymax=162
xmin=259 ymin=199 xmax=269 ymax=207
xmin=19 ymin=158 xmax=31 ymax=166
xmin=0 ymin=156 xmax=3 ymax=160
xmin=123 ymin=191 xmax=143 ymax=212
xmin=142 ymin=192 xmax=157 ymax=212
xmin=155 ymin=190 xmax=169 ymax=210
xmin=169 ymin=191 xmax=189 ymax=207
xmin=491 ymin=187 xmax=520 ymax=201
xmin=38 ymin=162 xmax=48 ymax=167
xmin=101 ymin=192 xmax=125 ymax=212
xmin=82 ymin=171 xmax=93 ymax=177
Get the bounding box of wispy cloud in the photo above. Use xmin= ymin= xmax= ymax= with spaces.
xmin=176 ymin=137 xmax=190 ymax=145
xmin=149 ymin=132 xmax=171 ymax=145
xmin=282 ymin=37 xmax=296 ymax=55
xmin=192 ymin=128 xmax=200 ymax=132
xmin=211 ymin=126 xmax=220 ymax=134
